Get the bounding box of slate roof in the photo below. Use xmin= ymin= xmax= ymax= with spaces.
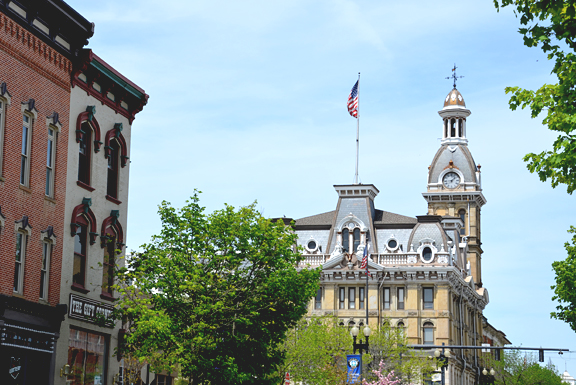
xmin=295 ymin=209 xmax=416 ymax=228
xmin=295 ymin=211 xmax=335 ymax=227
xmin=373 ymin=210 xmax=417 ymax=225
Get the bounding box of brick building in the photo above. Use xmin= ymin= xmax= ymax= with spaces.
xmin=0 ymin=1 xmax=147 ymax=384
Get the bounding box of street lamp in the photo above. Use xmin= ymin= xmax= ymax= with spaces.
xmin=482 ymin=368 xmax=495 ymax=376
xmin=433 ymin=343 xmax=451 ymax=385
xmin=350 ymin=325 xmax=371 ymax=354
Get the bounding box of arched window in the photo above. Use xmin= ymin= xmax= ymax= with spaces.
xmin=78 ymin=122 xmax=92 ymax=185
xmin=423 ymin=322 xmax=434 ymax=345
xmin=422 ymin=246 xmax=433 ymax=262
xmin=14 ymin=215 xmax=32 ymax=294
xmin=342 ymin=229 xmax=349 ymax=252
xmin=107 ymin=138 xmax=120 ymax=198
xmin=73 ymin=216 xmax=88 ymax=287
xmin=102 ymin=228 xmax=117 ymax=297
xmin=71 ymin=199 xmax=98 ymax=290
xmin=458 ymin=119 xmax=463 ymax=137
xmin=444 ymin=119 xmax=448 ymax=138
xmin=353 ymin=228 xmax=361 ymax=252
xmin=100 ymin=211 xmax=124 ymax=298
xmin=450 ymin=118 xmax=456 ymax=137
xmin=76 ymin=106 xmax=102 ymax=187
xmin=459 ymin=209 xmax=466 ymax=236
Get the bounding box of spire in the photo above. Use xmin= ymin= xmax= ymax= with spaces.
xmin=439 ymin=87 xmax=471 ymax=145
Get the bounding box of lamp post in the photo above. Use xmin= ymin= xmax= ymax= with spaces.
xmin=350 ymin=325 xmax=371 ymax=354
xmin=434 ymin=343 xmax=451 ymax=385
xmin=481 ymin=367 xmax=496 ymax=385
xmin=350 ymin=325 xmax=371 ymax=379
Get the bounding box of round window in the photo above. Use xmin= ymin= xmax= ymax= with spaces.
xmin=422 ymin=247 xmax=433 ymax=262
xmin=307 ymin=240 xmax=317 ymax=250
xmin=387 ymin=239 xmax=397 ymax=249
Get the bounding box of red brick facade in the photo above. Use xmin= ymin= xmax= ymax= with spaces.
xmin=0 ymin=10 xmax=71 ymax=306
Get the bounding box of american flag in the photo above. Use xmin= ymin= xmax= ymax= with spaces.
xmin=347 ymin=80 xmax=359 ymax=118
xmin=360 ymin=243 xmax=369 ymax=273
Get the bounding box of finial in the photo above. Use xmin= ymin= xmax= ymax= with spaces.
xmin=445 ymin=64 xmax=464 ymax=89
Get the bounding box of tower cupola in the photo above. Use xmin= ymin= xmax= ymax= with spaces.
xmin=439 ymin=88 xmax=471 ymax=145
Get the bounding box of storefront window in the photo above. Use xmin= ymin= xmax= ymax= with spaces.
xmin=67 ymin=328 xmax=108 ymax=385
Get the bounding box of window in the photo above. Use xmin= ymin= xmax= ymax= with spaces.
xmin=20 ymin=114 xmax=32 ymax=186
xmin=353 ymin=228 xmax=360 ymax=252
xmin=423 ymin=287 xmax=434 ymax=309
xmin=383 ymin=287 xmax=390 ymax=310
xmin=46 ymin=127 xmax=57 ymax=197
xmin=342 ymin=229 xmax=349 ymax=252
xmin=73 ymin=222 xmax=88 ymax=287
xmin=359 ymin=287 xmax=365 ymax=309
xmin=40 ymin=241 xmax=51 ymax=300
xmin=348 ymin=287 xmax=356 ymax=309
xmin=339 ymin=287 xmax=345 ymax=309
xmin=397 ymin=287 xmax=405 ymax=310
xmin=396 ymin=321 xmax=405 ymax=335
xmin=78 ymin=122 xmax=92 ymax=185
xmin=102 ymin=237 xmax=116 ymax=296
xmin=423 ymin=322 xmax=434 ymax=345
xmin=315 ymin=288 xmax=322 ymax=309
xmin=67 ymin=328 xmax=108 ymax=385
xmin=422 ymin=246 xmax=433 ymax=262
xmin=106 ymin=139 xmax=120 ymax=198
xmin=459 ymin=209 xmax=466 ymax=236
xmin=14 ymin=232 xmax=26 ymax=293
xmin=0 ymin=97 xmax=7 ymax=176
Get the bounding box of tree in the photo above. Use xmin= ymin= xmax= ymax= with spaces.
xmin=493 ymin=0 xmax=576 ymax=330
xmin=494 ymin=0 xmax=576 ymax=194
xmin=362 ymin=363 xmax=402 ymax=385
xmin=278 ymin=316 xmax=434 ymax=385
xmin=115 ymin=192 xmax=320 ymax=384
xmin=488 ymin=350 xmax=564 ymax=385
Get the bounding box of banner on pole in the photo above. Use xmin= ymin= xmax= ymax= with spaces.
xmin=347 ymin=354 xmax=362 ymax=383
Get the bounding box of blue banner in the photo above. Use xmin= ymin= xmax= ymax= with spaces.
xmin=347 ymin=354 xmax=362 ymax=383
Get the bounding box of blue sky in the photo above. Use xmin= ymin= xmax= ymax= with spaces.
xmin=67 ymin=0 xmax=576 ymax=375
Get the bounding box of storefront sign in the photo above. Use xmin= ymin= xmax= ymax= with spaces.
xmin=69 ymin=294 xmax=114 ymax=327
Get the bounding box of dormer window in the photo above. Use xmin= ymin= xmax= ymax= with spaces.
xmin=422 ymin=246 xmax=433 ymax=262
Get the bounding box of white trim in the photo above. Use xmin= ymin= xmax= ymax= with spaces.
xmin=19 ymin=112 xmax=33 ymax=187
xmin=417 ymin=241 xmax=437 ymax=264
xmin=305 ymin=237 xmax=318 ymax=253
xmin=39 ymin=241 xmax=51 ymax=301
xmin=13 ymin=231 xmax=26 ymax=294
xmin=45 ymin=123 xmax=58 ymax=198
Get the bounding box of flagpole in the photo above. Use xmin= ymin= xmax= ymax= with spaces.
xmin=354 ymin=72 xmax=360 ymax=185
xmin=365 ymin=243 xmax=369 ymax=330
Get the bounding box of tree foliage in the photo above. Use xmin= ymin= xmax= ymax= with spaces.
xmin=115 ymin=192 xmax=320 ymax=384
xmin=494 ymin=0 xmax=576 ymax=331
xmin=488 ymin=350 xmax=564 ymax=385
xmin=551 ymin=226 xmax=576 ymax=331
xmin=494 ymin=0 xmax=576 ymax=194
xmin=277 ymin=316 xmax=433 ymax=385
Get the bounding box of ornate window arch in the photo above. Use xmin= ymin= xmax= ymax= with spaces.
xmin=71 ymin=199 xmax=97 ymax=289
xmin=423 ymin=320 xmax=435 ymax=345
xmin=335 ymin=214 xmax=368 ymax=253
xmin=76 ymin=106 xmax=102 ymax=187
xmin=104 ymin=123 xmax=128 ymax=200
xmin=101 ymin=211 xmax=123 ymax=298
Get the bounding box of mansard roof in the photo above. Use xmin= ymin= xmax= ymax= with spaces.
xmin=295 ymin=209 xmax=416 ymax=230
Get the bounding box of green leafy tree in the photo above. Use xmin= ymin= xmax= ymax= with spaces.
xmin=493 ymin=0 xmax=576 ymax=330
xmin=487 ymin=350 xmax=564 ymax=385
xmin=494 ymin=0 xmax=576 ymax=194
xmin=115 ymin=192 xmax=320 ymax=385
xmin=278 ymin=316 xmax=433 ymax=385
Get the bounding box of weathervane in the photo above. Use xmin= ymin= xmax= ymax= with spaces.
xmin=446 ymin=64 xmax=464 ymax=89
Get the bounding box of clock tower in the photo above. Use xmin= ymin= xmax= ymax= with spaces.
xmin=422 ymin=87 xmax=486 ymax=287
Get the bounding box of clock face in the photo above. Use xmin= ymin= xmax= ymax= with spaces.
xmin=443 ymin=172 xmax=460 ymax=189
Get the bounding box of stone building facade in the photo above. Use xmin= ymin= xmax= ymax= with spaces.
xmin=293 ymin=87 xmax=506 ymax=385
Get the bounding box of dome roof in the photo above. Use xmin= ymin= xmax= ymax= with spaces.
xmin=407 ymin=221 xmax=450 ymax=250
xmin=428 ymin=144 xmax=478 ymax=186
xmin=443 ymin=88 xmax=466 ymax=108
